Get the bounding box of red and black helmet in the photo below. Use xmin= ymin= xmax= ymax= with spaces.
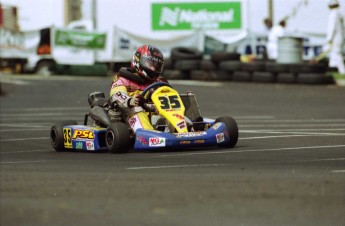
xmin=131 ymin=45 xmax=164 ymax=81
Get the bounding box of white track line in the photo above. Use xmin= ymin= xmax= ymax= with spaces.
xmin=239 ymin=134 xmax=345 ymax=140
xmin=0 ymin=113 xmax=82 ymax=117
xmin=169 ymin=80 xmax=223 ymax=87
xmin=240 ymin=131 xmax=345 ymax=136
xmin=332 ymin=170 xmax=345 ymax=173
xmin=259 ymin=157 xmax=345 ymax=164
xmin=0 ymin=128 xmax=49 ymax=132
xmin=159 ymin=145 xmax=345 ymax=157
xmin=0 ymin=149 xmax=50 ymax=154
xmin=238 ymin=119 xmax=345 ymax=123
xmin=242 ymin=128 xmax=345 ymax=132
xmin=240 ymin=124 xmax=345 ymax=128
xmin=240 ymin=135 xmax=309 ymax=140
xmin=127 ymin=158 xmax=345 ymax=170
xmin=0 ymin=137 xmax=48 ymax=142
xmin=0 ymin=123 xmax=51 ymax=128
xmin=127 ymin=163 xmax=226 ymax=170
xmin=1 ymin=160 xmax=48 ymax=164
xmin=1 ymin=107 xmax=88 ymax=112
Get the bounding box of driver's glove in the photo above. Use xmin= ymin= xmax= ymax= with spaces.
xmin=129 ymin=94 xmax=144 ymax=107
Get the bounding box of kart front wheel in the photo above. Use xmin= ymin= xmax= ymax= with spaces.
xmin=106 ymin=123 xmax=130 ymax=154
xmin=215 ymin=116 xmax=238 ymax=148
xmin=50 ymin=120 xmax=78 ymax=152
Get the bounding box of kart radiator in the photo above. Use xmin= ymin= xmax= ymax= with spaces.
xmin=180 ymin=93 xmax=202 ymax=121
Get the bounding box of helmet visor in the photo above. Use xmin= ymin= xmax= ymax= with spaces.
xmin=140 ymin=56 xmax=164 ymax=75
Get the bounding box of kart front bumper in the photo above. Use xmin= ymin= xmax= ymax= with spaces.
xmin=134 ymin=122 xmax=231 ymax=150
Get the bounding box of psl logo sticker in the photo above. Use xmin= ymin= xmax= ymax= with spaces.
xmin=73 ymin=130 xmax=95 ymax=140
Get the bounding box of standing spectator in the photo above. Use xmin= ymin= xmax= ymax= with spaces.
xmin=267 ymin=19 xmax=287 ymax=60
xmin=263 ymin=18 xmax=273 ymax=31
xmin=326 ymin=0 xmax=345 ymax=74
xmin=262 ymin=18 xmax=273 ymax=60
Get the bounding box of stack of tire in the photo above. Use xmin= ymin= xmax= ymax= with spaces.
xmin=163 ymin=47 xmax=203 ymax=80
xmin=163 ymin=47 xmax=334 ymax=85
xmin=163 ymin=47 xmax=240 ymax=81
xmin=221 ymin=61 xmax=333 ymax=85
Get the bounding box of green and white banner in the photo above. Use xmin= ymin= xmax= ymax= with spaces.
xmin=152 ymin=2 xmax=242 ymax=30
xmin=54 ymin=29 xmax=106 ymax=49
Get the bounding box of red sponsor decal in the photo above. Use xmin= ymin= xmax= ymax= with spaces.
xmin=137 ymin=136 xmax=149 ymax=145
xmin=149 ymin=137 xmax=165 ymax=146
xmin=173 ymin=114 xmax=184 ymax=120
xmin=86 ymin=141 xmax=94 ymax=150
xmin=216 ymin=133 xmax=225 ymax=143
xmin=129 ymin=117 xmax=137 ymax=128
xmin=177 ymin=121 xmax=186 ymax=129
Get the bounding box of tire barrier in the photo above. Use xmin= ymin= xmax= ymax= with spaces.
xmin=163 ymin=48 xmax=335 ymax=85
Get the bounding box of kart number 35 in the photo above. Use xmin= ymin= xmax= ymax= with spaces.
xmin=63 ymin=128 xmax=73 ymax=148
xmin=159 ymin=95 xmax=181 ymax=109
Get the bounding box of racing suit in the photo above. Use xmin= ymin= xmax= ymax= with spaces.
xmin=110 ymin=67 xmax=167 ymax=132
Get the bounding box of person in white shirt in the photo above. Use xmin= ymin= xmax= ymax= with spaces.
xmin=326 ymin=0 xmax=345 ymax=74
xmin=267 ymin=20 xmax=287 ymax=60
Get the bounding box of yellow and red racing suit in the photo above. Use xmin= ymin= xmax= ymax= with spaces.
xmin=110 ymin=68 xmax=167 ymax=132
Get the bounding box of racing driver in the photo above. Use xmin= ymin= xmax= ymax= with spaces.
xmin=110 ymin=44 xmax=167 ymax=132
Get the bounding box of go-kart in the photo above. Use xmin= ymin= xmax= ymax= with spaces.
xmin=50 ymin=82 xmax=238 ymax=153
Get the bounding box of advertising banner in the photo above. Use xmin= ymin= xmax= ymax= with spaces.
xmin=0 ymin=28 xmax=27 ymax=58
xmin=54 ymin=29 xmax=106 ymax=49
xmin=152 ymin=2 xmax=242 ymax=30
xmin=112 ymin=27 xmax=202 ymax=61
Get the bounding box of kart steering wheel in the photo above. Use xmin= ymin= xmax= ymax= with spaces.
xmin=141 ymin=82 xmax=172 ymax=102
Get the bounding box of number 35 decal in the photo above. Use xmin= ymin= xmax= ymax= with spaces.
xmin=63 ymin=128 xmax=73 ymax=148
xmin=158 ymin=95 xmax=181 ymax=109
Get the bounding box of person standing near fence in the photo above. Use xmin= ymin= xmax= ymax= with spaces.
xmin=267 ymin=19 xmax=287 ymax=60
xmin=326 ymin=0 xmax=345 ymax=74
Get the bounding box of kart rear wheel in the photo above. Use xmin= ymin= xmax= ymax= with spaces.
xmin=50 ymin=120 xmax=78 ymax=152
xmin=215 ymin=116 xmax=238 ymax=148
xmin=106 ymin=123 xmax=130 ymax=154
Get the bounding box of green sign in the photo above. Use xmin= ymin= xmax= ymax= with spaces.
xmin=152 ymin=2 xmax=241 ymax=30
xmin=55 ymin=29 xmax=106 ymax=49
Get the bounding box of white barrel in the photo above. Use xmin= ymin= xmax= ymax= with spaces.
xmin=277 ymin=37 xmax=304 ymax=64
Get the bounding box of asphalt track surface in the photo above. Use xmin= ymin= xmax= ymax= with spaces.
xmin=1 ymin=74 xmax=345 ymax=226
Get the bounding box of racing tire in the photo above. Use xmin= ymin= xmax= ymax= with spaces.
xmin=215 ymin=116 xmax=238 ymax=148
xmin=210 ymin=52 xmax=241 ymax=63
xmin=170 ymin=47 xmax=203 ymax=61
xmin=50 ymin=120 xmax=78 ymax=152
xmin=277 ymin=72 xmax=297 ymax=84
xmin=36 ymin=60 xmax=55 ymax=76
xmin=106 ymin=123 xmax=130 ymax=154
xmin=163 ymin=70 xmax=189 ymax=80
xmin=200 ymin=60 xmax=217 ymax=70
xmin=296 ymin=73 xmax=334 ymax=85
xmin=219 ymin=61 xmax=242 ymax=71
xmin=289 ymin=63 xmax=327 ymax=73
xmin=190 ymin=70 xmax=232 ymax=81
xmin=163 ymin=58 xmax=174 ymax=70
xmin=242 ymin=61 xmax=266 ymax=72
xmin=252 ymin=72 xmax=276 ymax=83
xmin=232 ymin=71 xmax=252 ymax=82
xmin=265 ymin=62 xmax=291 ymax=73
xmin=174 ymin=59 xmax=201 ymax=70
